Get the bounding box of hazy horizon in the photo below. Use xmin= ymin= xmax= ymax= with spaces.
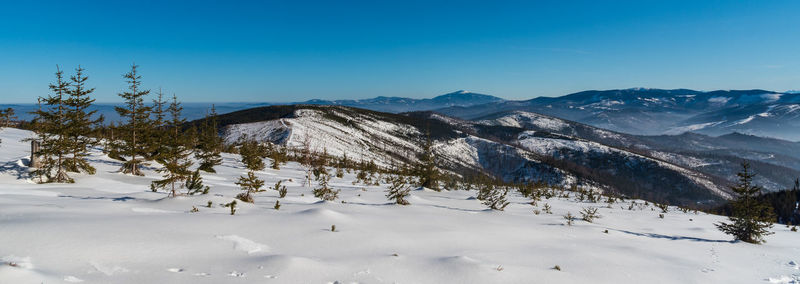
xmin=2 ymin=87 xmax=799 ymax=105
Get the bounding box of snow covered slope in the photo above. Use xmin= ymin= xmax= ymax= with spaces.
xmin=478 ymin=110 xmax=800 ymax=194
xmin=208 ymin=105 xmax=757 ymax=206
xmin=222 ymin=108 xmax=423 ymax=166
xmin=437 ymin=88 xmax=800 ymax=141
xmin=0 ymin=128 xmax=798 ymax=284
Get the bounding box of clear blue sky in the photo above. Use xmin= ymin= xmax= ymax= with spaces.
xmin=1 ymin=0 xmax=798 ymax=103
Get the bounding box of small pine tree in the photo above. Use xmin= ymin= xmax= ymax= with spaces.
xmin=269 ymin=143 xmax=287 ymax=170
xmin=115 ymin=64 xmax=152 ymax=176
xmin=580 ymin=207 xmax=600 ymax=223
xmin=716 ymin=162 xmax=775 ymax=244
xmin=150 ymin=95 xmax=193 ymax=197
xmin=299 ymin=134 xmax=315 ymax=187
xmin=63 ymin=66 xmax=102 ymax=174
xmin=185 ymin=169 xmax=210 ymax=195
xmin=482 ymin=184 xmax=510 ymax=211
xmin=105 ymin=121 xmax=124 ymax=160
xmin=354 ymin=168 xmax=369 ymax=185
xmin=273 ymin=180 xmax=288 ymax=198
xmin=543 ymin=203 xmax=552 ymax=214
xmin=341 ymin=152 xmax=351 ymax=173
xmin=416 ymin=137 xmax=440 ymax=190
xmin=147 ymin=89 xmax=168 ymax=160
xmin=196 ymin=105 xmax=223 ymax=173
xmin=0 ymin=107 xmax=14 ymax=145
xmin=564 ymin=212 xmax=575 ymax=226
xmin=225 ymin=200 xmax=237 ymax=215
xmin=386 ymin=175 xmax=411 ymax=205
xmin=312 ymin=172 xmax=339 ymax=201
xmin=0 ymin=107 xmax=16 ymax=127
xmin=239 ymin=139 xmax=266 ymax=171
xmin=335 ymin=166 xmax=344 ymax=178
xmin=32 ymin=65 xmax=73 ymax=183
xmin=235 ymin=171 xmax=264 ymax=203
xmin=656 ymin=203 xmax=669 ymax=213
xmin=274 ymin=200 xmax=281 ymax=210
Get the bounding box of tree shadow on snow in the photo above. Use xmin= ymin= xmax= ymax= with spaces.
xmin=612 ymin=229 xmax=733 ymax=243
xmin=427 ymin=204 xmax=491 ymax=213
xmin=0 ymin=158 xmax=33 ymax=180
xmin=85 ymin=158 xmax=162 ymax=173
xmin=58 ymin=195 xmax=138 ymax=202
xmin=344 ymin=201 xmax=395 ymax=207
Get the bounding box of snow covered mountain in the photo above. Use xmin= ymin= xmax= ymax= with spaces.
xmin=301 ymin=90 xmax=505 ymax=113
xmin=436 ymin=88 xmax=800 ymax=141
xmin=212 ymin=105 xmax=566 ymax=186
xmin=475 ymin=110 xmax=800 ymax=193
xmin=196 ymin=105 xmax=769 ymax=207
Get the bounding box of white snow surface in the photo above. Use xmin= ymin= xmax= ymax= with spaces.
xmin=221 ymin=108 xmax=421 ymax=166
xmin=516 ymin=131 xmax=731 ymax=198
xmin=665 ymin=121 xmax=726 ymax=135
xmin=479 ymin=111 xmax=569 ymax=131
xmin=0 ymin=128 xmax=798 ymax=283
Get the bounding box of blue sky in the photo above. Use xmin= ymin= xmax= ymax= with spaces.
xmin=1 ymin=0 xmax=798 ymax=103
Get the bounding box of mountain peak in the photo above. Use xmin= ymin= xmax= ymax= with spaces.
xmin=434 ymin=90 xmax=503 ymax=100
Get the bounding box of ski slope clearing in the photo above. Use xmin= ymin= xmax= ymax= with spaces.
xmin=0 ymin=128 xmax=798 ymax=283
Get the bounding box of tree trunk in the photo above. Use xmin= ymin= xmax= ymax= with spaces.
xmin=30 ymin=140 xmax=41 ymax=168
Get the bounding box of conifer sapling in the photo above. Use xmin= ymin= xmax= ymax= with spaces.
xmin=715 ymin=162 xmax=775 ymax=244
xmin=114 ymin=64 xmax=152 ymax=176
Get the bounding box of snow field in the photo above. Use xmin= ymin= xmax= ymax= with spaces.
xmin=0 ymin=128 xmax=797 ymax=283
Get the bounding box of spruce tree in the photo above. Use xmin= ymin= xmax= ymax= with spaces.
xmin=64 ymin=66 xmax=102 ymax=174
xmin=115 ymin=64 xmax=152 ymax=175
xmin=299 ymin=135 xmax=315 ymax=186
xmin=269 ymin=143 xmax=287 ymax=170
xmin=239 ymin=139 xmax=266 ymax=171
xmin=386 ymin=175 xmax=411 ymax=205
xmin=0 ymin=107 xmax=16 ymax=127
xmin=150 ymin=95 xmax=193 ymax=197
xmin=185 ymin=169 xmax=210 ymax=195
xmin=313 ymin=171 xmax=339 ymax=201
xmin=32 ymin=66 xmax=73 ymax=183
xmin=105 ymin=121 xmax=124 ymax=161
xmin=480 ymin=182 xmax=509 ymax=211
xmin=341 ymin=152 xmax=351 ymax=173
xmin=236 ymin=137 xmax=265 ymax=202
xmin=235 ymin=171 xmax=263 ymax=203
xmin=417 ymin=137 xmax=439 ymax=190
xmin=716 ymin=162 xmax=775 ymax=244
xmin=147 ymin=89 xmax=168 ymax=160
xmin=196 ymin=105 xmax=223 ymax=173
xmin=0 ymin=107 xmax=10 ymax=145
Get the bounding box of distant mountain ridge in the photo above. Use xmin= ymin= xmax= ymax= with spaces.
xmin=300 ymin=90 xmax=505 ymax=113
xmin=5 ymin=87 xmax=798 ymax=140
xmin=0 ymin=90 xmax=502 ymax=123
xmin=194 ymin=104 xmax=794 ymax=207
xmin=436 ymin=88 xmax=800 ymax=141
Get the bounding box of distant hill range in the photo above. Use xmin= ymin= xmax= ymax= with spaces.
xmin=0 ymin=90 xmax=501 ymax=124
xmin=188 ymin=103 xmax=800 ymax=207
xmin=436 ymin=88 xmax=800 ymax=141
xmin=301 ymin=90 xmax=505 ymax=113
xmin=4 ymin=88 xmax=798 ymax=141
